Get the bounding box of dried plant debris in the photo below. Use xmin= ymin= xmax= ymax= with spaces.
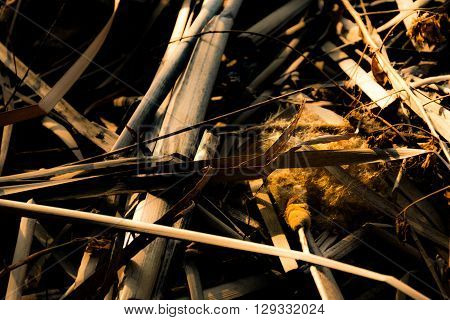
xmin=408 ymin=12 xmax=449 ymax=52
xmin=262 ymin=106 xmax=389 ymax=231
xmin=0 ymin=0 xmax=448 ymax=301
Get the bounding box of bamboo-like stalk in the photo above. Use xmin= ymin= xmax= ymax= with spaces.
xmin=0 ymin=41 xmax=117 ymax=151
xmin=315 ymin=230 xmax=330 ymax=248
xmin=201 ymin=273 xmax=270 ymax=300
xmin=274 ymin=51 xmax=310 ymax=86
xmin=112 ymin=0 xmax=222 ymax=150
xmin=185 ymin=132 xmax=221 ymax=301
xmin=144 ymin=1 xmax=194 ymax=153
xmin=152 ymin=130 xmax=220 ymax=299
xmin=163 ymin=0 xmax=193 ymax=64
xmin=178 ymin=273 xmax=271 ymax=300
xmin=317 ymin=233 xmax=338 ymax=252
xmin=249 ymin=179 xmax=298 ymax=272
xmin=184 ymin=258 xmax=204 ymax=300
xmin=71 ymin=2 xmax=194 ymax=291
xmin=118 ymin=0 xmax=243 ymax=300
xmin=241 ymin=0 xmax=312 ymax=46
xmin=5 ymin=199 xmax=36 ymax=300
xmin=0 ymin=198 xmax=430 ymax=300
xmin=321 ymin=41 xmax=397 ymax=109
xmin=193 ymin=129 xmax=220 ymax=162
xmin=298 ymin=228 xmax=343 ymax=299
xmin=0 ymin=73 xmax=13 ymax=175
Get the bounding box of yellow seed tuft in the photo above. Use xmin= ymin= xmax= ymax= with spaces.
xmin=285 ymin=202 xmax=311 ymax=230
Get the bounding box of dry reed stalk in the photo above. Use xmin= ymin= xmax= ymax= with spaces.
xmin=161 ymin=0 xmax=193 ymax=65
xmin=0 ymin=73 xmax=13 ymax=175
xmin=412 ymin=90 xmax=450 ymax=142
xmin=73 ymin=1 xmax=195 ymax=291
xmin=184 ymin=258 xmax=204 ymax=300
xmin=112 ymin=0 xmax=222 ymax=150
xmin=177 ymin=273 xmax=272 ymax=300
xmin=153 ymin=130 xmax=220 ymax=299
xmin=284 ymin=16 xmax=308 ymax=36
xmin=249 ymin=179 xmax=299 ymax=272
xmin=0 ymin=199 xmax=430 ymax=300
xmin=201 ymin=273 xmax=271 ymax=300
xmin=5 ymin=199 xmax=36 ymax=300
xmin=119 ymin=0 xmax=243 ymax=300
xmin=321 ymin=41 xmax=397 ymax=109
xmin=0 ymin=156 xmax=165 ymax=183
xmin=143 ymin=0 xmax=194 ymax=152
xmin=298 ymin=228 xmax=344 ymax=299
